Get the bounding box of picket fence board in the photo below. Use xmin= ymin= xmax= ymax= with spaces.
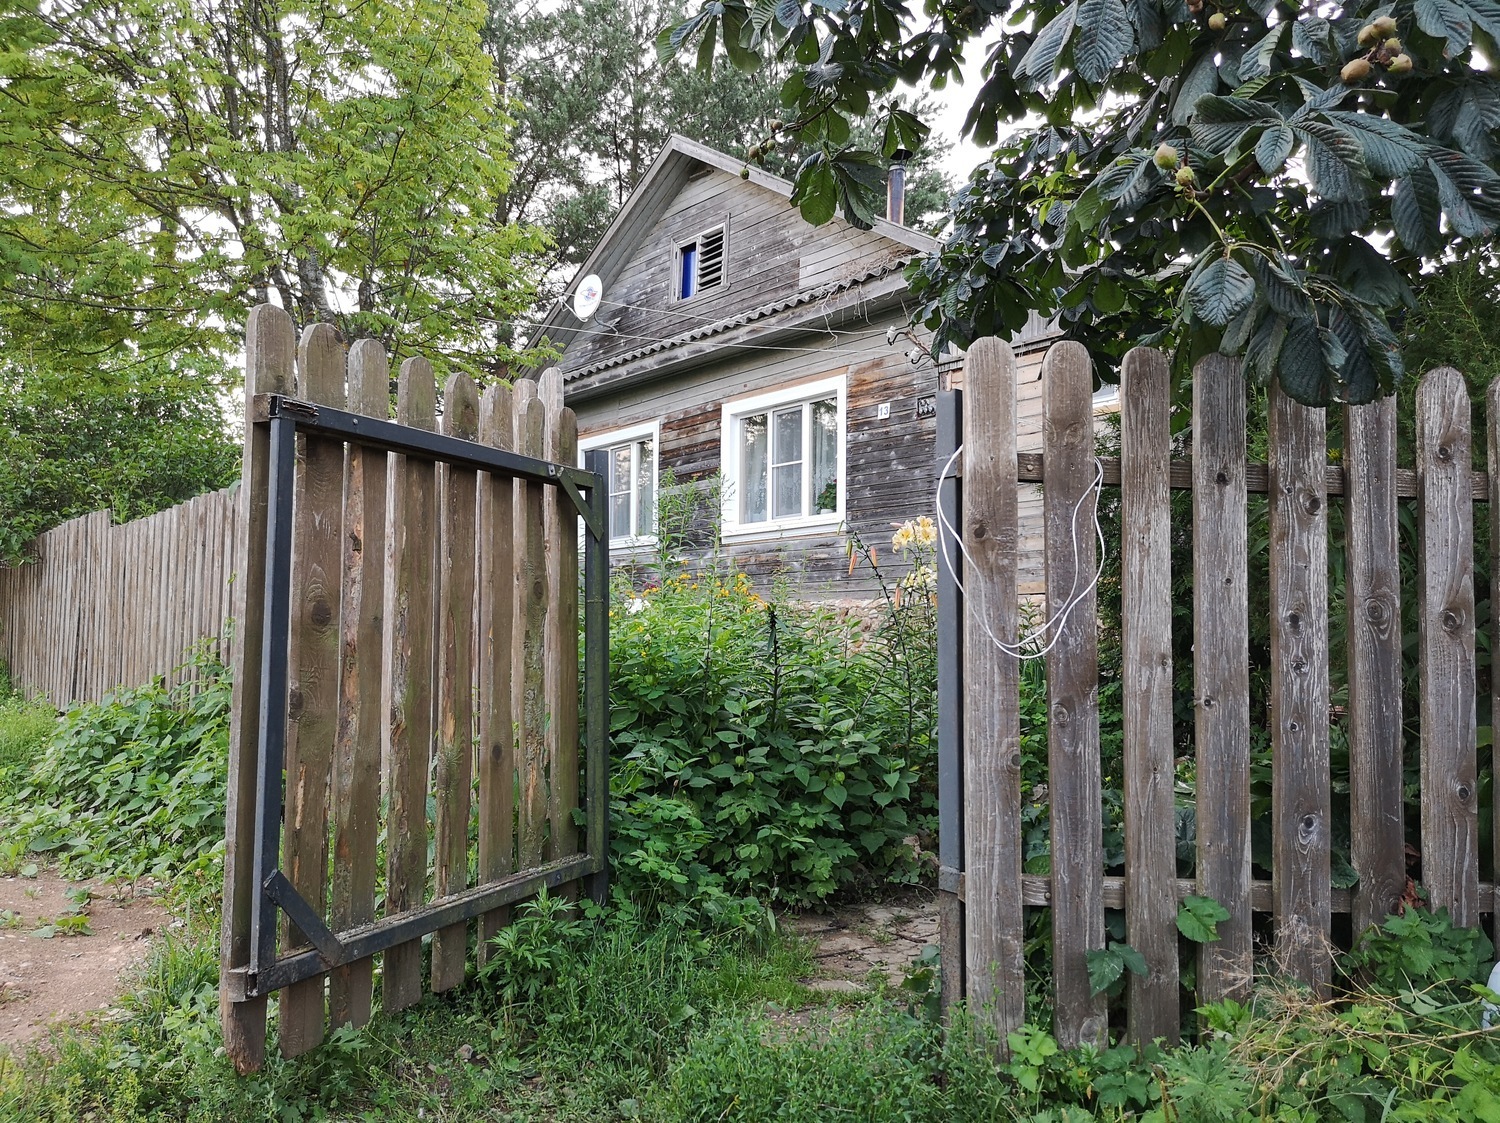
xmin=478 ymin=383 xmax=518 ymax=961
xmin=1041 ymin=342 xmax=1106 ymax=1049
xmin=1268 ymin=387 xmax=1332 ymax=993
xmin=432 ymin=373 xmax=481 ymax=994
xmin=276 ymin=323 xmax=346 ymax=1059
xmin=514 ymin=381 xmax=550 ymax=872
xmin=329 ymin=338 xmax=390 ymax=1031
xmin=1416 ymin=367 xmax=1479 ymax=926
xmin=1190 ymin=355 xmax=1253 ymax=1005
xmin=541 ymin=366 xmax=581 ymax=870
xmin=958 ymin=337 xmax=1026 ymax=1038
xmin=1344 ymin=397 xmax=1407 ymax=939
xmin=220 ymin=304 xmax=297 ymax=1073
xmin=1118 ymin=346 xmax=1179 ymax=1044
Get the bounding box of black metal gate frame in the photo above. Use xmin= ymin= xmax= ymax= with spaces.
xmin=224 ymin=393 xmax=611 ymax=1003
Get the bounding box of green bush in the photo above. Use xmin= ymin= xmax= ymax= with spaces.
xmin=606 ymin=562 xmax=935 ymax=916
xmin=0 ymin=648 xmax=230 ymax=882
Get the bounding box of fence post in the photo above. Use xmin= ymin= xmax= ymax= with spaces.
xmin=220 ymin=305 xmax=297 ymax=1074
xmin=935 ymin=385 xmax=966 ymax=1018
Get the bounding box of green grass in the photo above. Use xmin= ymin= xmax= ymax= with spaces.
xmin=0 ymin=903 xmax=826 ymax=1122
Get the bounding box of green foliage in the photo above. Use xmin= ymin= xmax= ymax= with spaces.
xmin=606 ymin=565 xmax=935 ymax=914
xmin=1085 ymin=939 xmax=1148 ymax=998
xmin=1176 ymin=894 xmax=1231 ymax=944
xmin=0 ymin=369 xmax=239 ymax=562
xmin=1344 ymin=905 xmax=1495 ymax=996
xmin=0 ymin=668 xmax=55 ymax=781
xmin=0 ymin=646 xmax=229 ymax=883
xmin=665 ymin=0 xmax=1500 ymax=404
xmin=0 ymin=0 xmax=546 ymax=384
xmin=478 ymin=889 xmax=594 ymax=1007
xmin=656 ymin=1003 xmax=951 ymax=1121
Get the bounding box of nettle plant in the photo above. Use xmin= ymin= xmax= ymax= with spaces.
xmin=666 ymin=0 xmax=1500 ymax=403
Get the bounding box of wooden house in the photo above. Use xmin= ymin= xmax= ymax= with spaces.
xmin=529 ymin=135 xmax=1064 ymax=599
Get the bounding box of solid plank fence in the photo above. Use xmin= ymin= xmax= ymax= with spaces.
xmin=218 ymin=306 xmax=609 ymax=1072
xmin=0 ymin=487 xmax=240 ymax=703
xmin=938 ymin=337 xmax=1488 ymax=1049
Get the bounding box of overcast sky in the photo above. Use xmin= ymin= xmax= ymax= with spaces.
xmin=921 ymin=46 xmax=992 ymax=184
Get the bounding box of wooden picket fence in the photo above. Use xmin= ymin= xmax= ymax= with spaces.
xmin=219 ymin=306 xmax=608 ymax=1072
xmin=0 ymin=488 xmax=240 ymax=703
xmin=936 ymin=337 xmax=1487 ymax=1049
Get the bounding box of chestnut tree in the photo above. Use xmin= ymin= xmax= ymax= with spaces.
xmin=663 ymin=0 xmax=1500 ymax=401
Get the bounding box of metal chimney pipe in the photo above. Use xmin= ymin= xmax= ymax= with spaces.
xmin=887 ymin=148 xmax=911 ymax=225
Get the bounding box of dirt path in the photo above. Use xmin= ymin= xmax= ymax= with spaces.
xmin=785 ymin=890 xmax=940 ymax=994
xmin=0 ymin=871 xmax=170 ymax=1052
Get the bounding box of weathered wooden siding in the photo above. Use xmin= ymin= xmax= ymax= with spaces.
xmin=568 ymin=315 xmax=1076 ymax=600
xmin=572 ymin=313 xmax=933 ymax=600
xmin=560 ymin=166 xmax=908 ymax=378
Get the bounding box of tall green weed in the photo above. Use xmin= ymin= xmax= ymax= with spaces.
xmin=607 ymin=563 xmax=935 ymax=917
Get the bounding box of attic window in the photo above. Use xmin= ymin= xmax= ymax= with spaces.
xmin=676 ymin=225 xmax=725 ymax=300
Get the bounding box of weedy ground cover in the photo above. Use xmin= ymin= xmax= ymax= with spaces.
xmin=0 ymin=665 xmax=54 ymax=784
xmin=0 ymin=647 xmax=229 ymax=885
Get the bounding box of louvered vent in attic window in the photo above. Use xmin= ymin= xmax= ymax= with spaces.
xmin=676 ymin=224 xmax=726 ymax=300
xmin=697 ymin=226 xmax=725 ymax=291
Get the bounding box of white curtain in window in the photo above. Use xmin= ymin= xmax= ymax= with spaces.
xmin=635 ymin=438 xmax=655 ymax=537
xmin=810 ymin=398 xmax=837 ymax=514
xmin=609 ymin=445 xmax=632 ymax=539
xmin=741 ymin=414 xmax=768 ymax=523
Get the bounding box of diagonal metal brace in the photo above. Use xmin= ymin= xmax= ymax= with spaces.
xmin=559 ymin=470 xmax=605 ymax=541
xmin=264 ymin=871 xmax=344 ymax=967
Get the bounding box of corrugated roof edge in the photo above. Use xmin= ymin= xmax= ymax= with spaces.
xmin=560 ymin=259 xmax=909 ymax=384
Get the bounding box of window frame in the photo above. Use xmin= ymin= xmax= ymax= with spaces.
xmin=719 ymin=374 xmax=847 ymax=543
xmin=578 ymin=419 xmax=661 ymax=549
xmin=674 ymin=222 xmax=727 ymax=304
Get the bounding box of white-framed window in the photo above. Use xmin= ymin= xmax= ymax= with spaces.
xmin=675 ymin=224 xmax=726 ymax=301
xmin=719 ymin=375 xmax=846 ymax=541
xmin=579 ymin=420 xmax=659 ymax=546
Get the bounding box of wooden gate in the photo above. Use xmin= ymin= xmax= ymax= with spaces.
xmin=937 ymin=337 xmax=1487 ymax=1048
xmin=219 ymin=305 xmax=609 ymax=1072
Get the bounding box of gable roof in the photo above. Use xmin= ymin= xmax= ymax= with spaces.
xmin=527 ymin=134 xmax=939 ymax=357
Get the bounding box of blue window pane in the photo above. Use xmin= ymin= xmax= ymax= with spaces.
xmin=679 ymin=243 xmax=698 ymax=299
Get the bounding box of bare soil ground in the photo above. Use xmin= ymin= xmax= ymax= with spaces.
xmin=785 ymin=888 xmax=939 ymax=993
xmin=0 ymin=870 xmax=170 ymax=1052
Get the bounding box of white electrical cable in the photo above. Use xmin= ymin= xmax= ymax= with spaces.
xmin=935 ymin=444 xmax=1106 ymax=661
